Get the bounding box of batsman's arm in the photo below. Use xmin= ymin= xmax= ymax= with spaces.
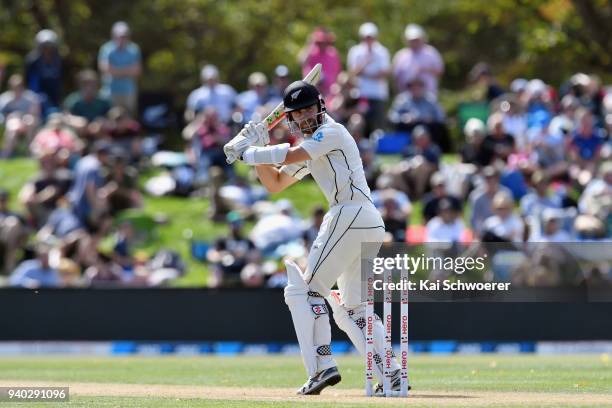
xmin=254 ymin=165 xmax=299 ymax=193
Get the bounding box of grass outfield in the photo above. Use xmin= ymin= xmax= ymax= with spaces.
xmin=0 ymin=355 xmax=610 ymax=407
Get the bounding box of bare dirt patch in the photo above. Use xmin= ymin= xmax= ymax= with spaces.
xmin=0 ymin=380 xmax=610 ymax=406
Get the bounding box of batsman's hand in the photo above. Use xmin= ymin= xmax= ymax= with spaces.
xmin=223 ymin=121 xmax=270 ymax=164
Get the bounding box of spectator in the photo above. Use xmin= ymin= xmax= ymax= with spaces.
xmin=63 ymin=70 xmax=111 ymax=123
xmin=477 ymin=112 xmax=515 ymax=165
xmin=104 ymin=106 xmax=142 ymax=159
xmin=578 ymin=161 xmax=612 ymax=229
xmin=68 ymin=140 xmax=112 ymax=227
xmin=520 ymin=171 xmax=562 ymax=220
xmin=207 ymin=212 xmax=261 ymax=288
xmin=111 ymin=221 xmax=136 ymax=273
xmin=469 ymin=166 xmax=513 ymax=234
xmin=100 ymin=149 xmax=142 ymax=215
xmin=569 ymin=108 xmax=605 ymax=178
xmin=347 ymin=22 xmax=390 ymax=137
xmin=186 ymin=64 xmax=237 ymax=124
xmin=533 ymin=208 xmax=573 ymax=242
xmin=19 ymin=151 xmax=72 ymax=227
xmin=0 ymin=189 xmax=28 ymax=274
xmin=468 ymin=62 xmax=504 ymax=102
xmin=9 ymin=243 xmax=60 ymax=288
xmin=250 ymin=200 xmax=304 ymax=255
xmin=392 ymin=24 xmax=443 ymax=97
xmin=422 ymin=172 xmax=462 ymax=222
xmin=0 ymin=74 xmax=41 ymax=157
xmin=29 ymin=114 xmax=82 ymax=158
xmin=498 ymin=96 xmax=528 ymax=152
xmin=425 ymin=198 xmax=465 ymax=243
xmin=371 ymin=174 xmax=412 ymax=242
xmin=98 ymin=21 xmax=142 ymax=115
xmin=460 ymin=118 xmax=487 ymax=166
xmin=481 ymin=191 xmax=524 ymax=242
xmin=236 ymin=72 xmax=273 ymax=122
xmin=326 ymin=71 xmax=365 ymax=129
xmin=388 ymin=76 xmax=449 ymax=150
xmin=270 ymin=65 xmax=291 ymax=104
xmin=300 ymin=27 xmax=342 ymax=98
xmin=401 ymin=125 xmax=441 ymax=199
xmin=25 ymin=29 xmax=62 ymax=115
xmin=184 ymin=107 xmax=232 ymax=181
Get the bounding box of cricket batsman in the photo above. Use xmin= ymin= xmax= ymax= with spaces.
xmin=224 ymin=81 xmax=403 ymax=395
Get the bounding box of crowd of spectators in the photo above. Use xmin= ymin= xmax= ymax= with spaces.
xmin=0 ymin=21 xmax=610 ymax=289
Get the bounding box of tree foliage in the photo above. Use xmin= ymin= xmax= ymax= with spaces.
xmin=1 ymin=0 xmax=611 ymax=105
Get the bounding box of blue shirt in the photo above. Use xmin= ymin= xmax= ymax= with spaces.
xmin=571 ymin=132 xmax=605 ymax=160
xmin=98 ymin=41 xmax=141 ymax=96
xmin=68 ymin=155 xmax=103 ymax=222
xmin=186 ymin=84 xmax=237 ymax=123
xmin=10 ymin=260 xmax=61 ymax=288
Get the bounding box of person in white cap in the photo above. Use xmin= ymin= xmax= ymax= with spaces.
xmin=392 ymin=24 xmax=444 ymax=97
xmin=347 ymin=22 xmax=390 ymax=137
xmin=26 ymin=29 xmax=62 ymax=113
xmin=185 ymin=64 xmax=237 ymax=123
xmin=98 ymin=21 xmax=142 ymax=115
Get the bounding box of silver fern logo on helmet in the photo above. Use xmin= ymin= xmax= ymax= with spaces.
xmin=291 ymin=90 xmax=302 ymax=100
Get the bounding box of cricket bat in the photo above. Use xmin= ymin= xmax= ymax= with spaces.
xmin=224 ymin=63 xmax=322 ymax=163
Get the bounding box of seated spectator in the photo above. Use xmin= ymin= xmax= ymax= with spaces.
xmin=520 ymin=171 xmax=562 ymax=219
xmin=100 ymin=149 xmax=142 ymax=215
xmin=525 ymin=79 xmax=553 ymax=128
xmin=569 ymin=108 xmax=605 ymax=180
xmin=207 ymin=212 xmax=261 ymax=288
xmin=538 ymin=209 xmax=573 ymax=242
xmin=371 ymin=175 xmax=411 ymax=241
xmin=85 ymin=253 xmax=124 ymax=287
xmin=578 ymin=161 xmax=612 ymax=233
xmin=469 ymin=166 xmax=513 ymax=234
xmin=184 ymin=107 xmax=232 ymax=181
xmin=468 ymin=62 xmax=504 ymax=103
xmin=236 ymin=72 xmax=273 ymax=123
xmin=19 ymin=151 xmax=73 ymax=227
xmin=299 ymin=27 xmax=342 ymax=99
xmin=68 ymin=140 xmax=112 ymax=227
xmin=0 ymin=189 xmax=28 ymax=274
xmin=111 ymin=221 xmax=135 ymax=273
xmin=477 ymin=112 xmax=515 ymax=165
xmin=103 ymin=107 xmax=142 ymax=160
xmin=388 ymin=76 xmax=449 ymax=150
xmin=498 ymin=96 xmax=528 ymax=151
xmin=398 ymin=125 xmax=441 ymax=199
xmin=98 ymin=21 xmax=142 ymax=116
xmin=481 ymin=191 xmax=524 ymax=242
xmin=425 ymin=198 xmax=465 ymax=243
xmin=380 ymin=196 xmax=409 ymax=242
xmin=9 ymin=243 xmax=60 ymax=288
xmin=460 ymin=118 xmax=487 ymax=166
xmin=250 ymin=200 xmax=304 ymax=255
xmin=26 ymin=29 xmax=62 ymax=115
xmin=0 ymin=74 xmax=41 ymax=158
xmin=29 ymin=113 xmax=82 ymax=157
xmin=422 ymin=172 xmax=462 ymax=222
xmin=326 ymin=71 xmax=365 ymax=129
xmin=270 ymin=65 xmax=291 ymax=104
xmin=359 ymin=139 xmax=381 ymax=189
xmin=185 ymin=64 xmax=237 ymax=124
xmin=63 ymin=70 xmax=111 ymax=123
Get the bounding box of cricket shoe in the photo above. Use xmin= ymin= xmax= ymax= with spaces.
xmin=296 ymin=366 xmax=342 ymax=395
xmin=374 ymin=369 xmax=411 ymax=396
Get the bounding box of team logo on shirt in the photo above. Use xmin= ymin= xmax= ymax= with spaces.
xmin=313 ymin=131 xmax=324 ymax=142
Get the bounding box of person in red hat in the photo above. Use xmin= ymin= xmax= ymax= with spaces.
xmin=299 ymin=27 xmax=342 ymax=99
